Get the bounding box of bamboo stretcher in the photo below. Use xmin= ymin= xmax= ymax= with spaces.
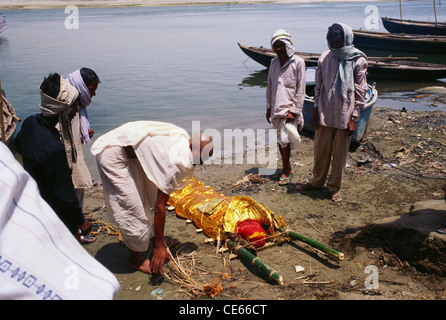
xmin=168 ymin=177 xmax=344 ymax=285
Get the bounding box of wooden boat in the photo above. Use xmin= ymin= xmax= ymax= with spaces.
xmin=352 ymin=29 xmax=446 ymax=55
xmin=238 ymin=42 xmax=318 ymax=69
xmin=303 ymin=82 xmax=378 ymax=143
xmin=238 ymin=43 xmax=446 ymax=81
xmin=382 ymin=0 xmax=445 ymax=35
xmin=1 ymin=94 xmax=20 ymax=144
xmin=382 ymin=17 xmax=446 ymax=36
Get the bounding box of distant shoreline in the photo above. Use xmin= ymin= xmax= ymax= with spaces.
xmin=1 ymin=0 xmax=388 ymax=10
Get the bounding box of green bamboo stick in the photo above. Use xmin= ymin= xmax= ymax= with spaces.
xmin=284 ymin=229 xmax=344 ymax=261
xmin=227 ymin=239 xmax=283 ymax=285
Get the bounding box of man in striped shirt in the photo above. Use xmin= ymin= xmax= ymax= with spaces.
xmin=299 ymin=23 xmax=368 ymax=202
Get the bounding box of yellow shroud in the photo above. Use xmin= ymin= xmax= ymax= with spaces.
xmin=168 ymin=177 xmax=285 ymax=241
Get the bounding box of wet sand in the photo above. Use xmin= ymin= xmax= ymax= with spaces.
xmin=81 ymin=100 xmax=446 ymax=300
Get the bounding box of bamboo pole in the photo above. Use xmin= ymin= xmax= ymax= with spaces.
xmin=0 ymin=80 xmax=5 ymax=143
xmin=284 ymin=229 xmax=344 ymax=261
xmin=226 ymin=239 xmax=283 ymax=285
xmin=399 ymin=0 xmax=402 ymax=22
xmin=434 ymin=0 xmax=438 ymax=26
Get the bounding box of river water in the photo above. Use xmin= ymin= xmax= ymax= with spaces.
xmin=1 ymin=1 xmax=445 ymax=177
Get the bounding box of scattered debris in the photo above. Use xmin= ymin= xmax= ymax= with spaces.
xmin=233 ymin=173 xmax=268 ymax=186
xmin=295 ymin=265 xmax=305 ymax=273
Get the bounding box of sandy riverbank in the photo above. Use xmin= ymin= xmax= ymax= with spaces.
xmin=80 ymin=101 xmax=446 ymax=300
xmin=0 ymin=0 xmax=386 ymax=10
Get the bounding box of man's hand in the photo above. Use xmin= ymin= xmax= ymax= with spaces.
xmin=150 ymin=190 xmax=172 ymax=274
xmin=79 ymin=220 xmax=91 ymax=233
xmin=286 ymin=111 xmax=296 ymax=123
xmin=345 ymin=119 xmax=356 ymax=136
xmin=150 ymin=242 xmax=172 ymax=274
xmin=266 ymin=109 xmax=271 ymax=124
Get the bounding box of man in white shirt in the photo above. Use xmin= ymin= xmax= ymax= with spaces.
xmin=266 ymin=29 xmax=306 ymax=186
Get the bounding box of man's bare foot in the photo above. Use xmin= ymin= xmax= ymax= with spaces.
xmin=128 ymin=250 xmax=151 ymax=274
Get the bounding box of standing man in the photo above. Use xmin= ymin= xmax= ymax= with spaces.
xmin=298 ymin=23 xmax=368 ymax=202
xmin=14 ymin=73 xmax=90 ymax=237
xmin=266 ymin=29 xmax=306 ymax=186
xmin=91 ymin=121 xmax=213 ymax=274
xmin=66 ymin=67 xmax=100 ymax=211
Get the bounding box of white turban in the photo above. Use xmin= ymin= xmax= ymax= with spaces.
xmin=40 ymin=76 xmax=79 ymax=166
xmin=271 ymin=29 xmax=295 ymax=57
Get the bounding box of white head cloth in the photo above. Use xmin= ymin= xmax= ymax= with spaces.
xmin=66 ymin=69 xmax=92 ymax=144
xmin=327 ymin=23 xmax=367 ymax=100
xmin=271 ymin=29 xmax=295 ymax=58
xmin=40 ymin=76 xmax=79 ymax=166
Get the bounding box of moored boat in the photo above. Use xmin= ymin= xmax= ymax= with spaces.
xmin=238 ymin=43 xmax=446 ymax=81
xmin=382 ymin=17 xmax=446 ymax=36
xmin=352 ymin=29 xmax=446 ymax=55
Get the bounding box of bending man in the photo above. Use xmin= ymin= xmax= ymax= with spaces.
xmin=91 ymin=121 xmax=213 ymax=274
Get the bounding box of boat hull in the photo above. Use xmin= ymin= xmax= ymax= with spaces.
xmin=352 ymin=30 xmax=446 ymax=54
xmin=382 ymin=17 xmax=446 ymax=36
xmin=238 ymin=43 xmax=446 ymax=81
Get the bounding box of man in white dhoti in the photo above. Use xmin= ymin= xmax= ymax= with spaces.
xmin=266 ymin=29 xmax=306 ymax=186
xmin=91 ymin=121 xmax=213 ymax=274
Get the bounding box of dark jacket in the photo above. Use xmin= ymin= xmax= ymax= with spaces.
xmin=14 ymin=114 xmax=84 ymax=234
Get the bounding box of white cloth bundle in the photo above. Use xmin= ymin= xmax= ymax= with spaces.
xmin=277 ymin=118 xmax=301 ymax=150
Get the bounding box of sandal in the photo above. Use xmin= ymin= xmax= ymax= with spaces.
xmin=273 ymin=171 xmax=293 ymax=180
xmin=436 ymin=223 xmax=446 ymax=234
xmin=279 ymin=177 xmax=290 ymax=186
xmin=80 ymin=235 xmax=96 ymax=244
xmin=330 ymin=192 xmax=342 ymax=202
